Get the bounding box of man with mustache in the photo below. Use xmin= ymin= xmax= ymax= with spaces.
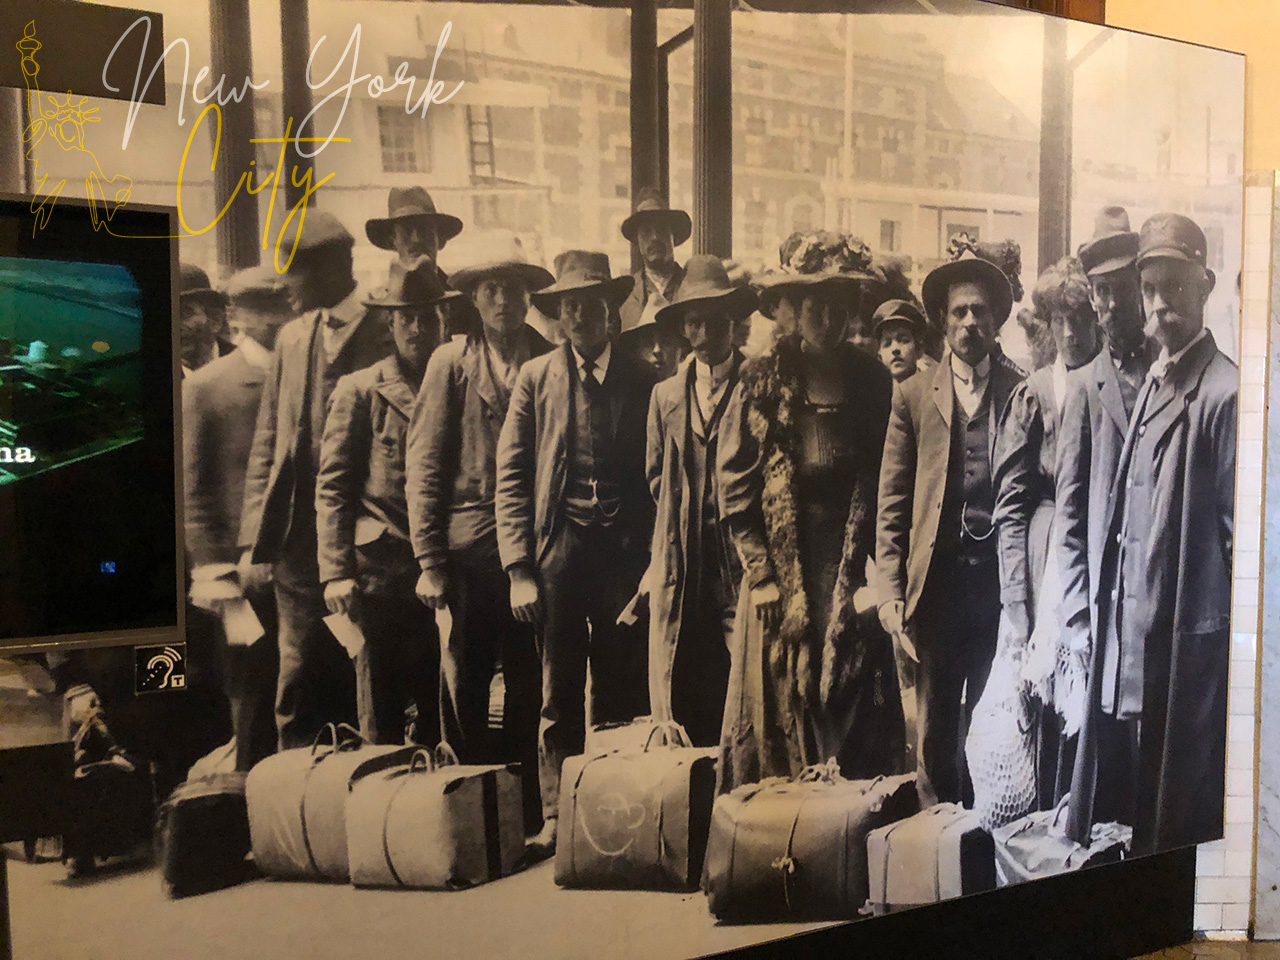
xmin=877 ymin=251 xmax=1025 ymax=807
xmin=618 ymin=187 xmax=688 ymax=337
xmin=1065 ymin=213 xmax=1237 ymax=855
xmin=364 ymin=186 xmax=463 ymax=283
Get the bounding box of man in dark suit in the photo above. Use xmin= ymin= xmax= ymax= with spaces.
xmin=877 ymin=251 xmax=1026 ymax=807
xmin=238 ymin=212 xmax=392 ymax=750
xmin=618 ymin=187 xmax=688 ymax=335
xmin=406 ymin=236 xmax=554 ymax=835
xmin=1066 ymin=214 xmax=1237 ymax=855
xmin=316 ymin=265 xmax=450 ymax=746
xmin=496 ymin=250 xmax=654 ymax=858
xmin=1055 ymin=207 xmax=1156 ymax=734
xmin=184 ymin=265 xmax=294 ymax=769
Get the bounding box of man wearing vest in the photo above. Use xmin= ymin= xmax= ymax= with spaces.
xmin=876 ymin=251 xmax=1026 ymax=807
xmin=630 ymin=255 xmax=758 ymax=747
xmin=239 ymin=212 xmax=392 ymax=750
xmin=496 ymin=251 xmax=656 ymax=859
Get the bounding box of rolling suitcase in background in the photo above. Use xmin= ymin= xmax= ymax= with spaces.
xmin=865 ymin=803 xmax=997 ymax=916
xmin=555 ymin=721 xmax=716 ymax=891
xmin=155 ymin=772 xmax=254 ymax=897
xmin=703 ymin=765 xmax=918 ymax=921
xmin=345 ymin=743 xmax=524 ymax=889
xmin=992 ymin=797 xmax=1131 ymax=886
xmin=245 ymin=723 xmax=416 ymax=881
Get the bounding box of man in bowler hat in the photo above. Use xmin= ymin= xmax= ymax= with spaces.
xmin=1066 ymin=213 xmax=1237 ymax=855
xmin=495 ymin=250 xmax=655 ymax=858
xmin=365 ymin=186 xmax=463 ymax=281
xmin=877 ymin=250 xmax=1026 ymax=806
xmin=239 ymin=211 xmax=392 ymax=749
xmin=179 ymin=263 xmax=234 ymax=377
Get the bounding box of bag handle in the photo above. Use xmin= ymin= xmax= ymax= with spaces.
xmin=407 ymin=742 xmax=461 ymax=774
xmin=310 ymin=722 xmax=364 ymax=757
xmin=642 ymin=720 xmax=691 ymax=752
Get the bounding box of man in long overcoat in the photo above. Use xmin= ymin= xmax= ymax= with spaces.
xmin=1065 ymin=213 xmax=1237 ymax=855
xmin=239 ymin=212 xmax=392 ymax=749
xmin=877 ymin=251 xmax=1026 ymax=807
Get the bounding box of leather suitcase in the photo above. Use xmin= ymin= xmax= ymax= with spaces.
xmin=992 ymin=799 xmax=1131 ymax=886
xmin=345 ymin=745 xmax=524 ymax=889
xmin=555 ymin=722 xmax=716 ymax=891
xmin=245 ymin=723 xmax=416 ymax=881
xmin=155 ymin=773 xmax=254 ymax=898
xmin=63 ymin=756 xmax=155 ymax=877
xmin=704 ymin=766 xmax=918 ymax=921
xmin=865 ymin=803 xmax=996 ymax=915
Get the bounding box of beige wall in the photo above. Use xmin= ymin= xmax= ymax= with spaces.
xmin=1106 ymin=1 xmax=1273 ymax=170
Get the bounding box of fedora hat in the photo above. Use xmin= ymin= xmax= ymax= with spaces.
xmin=921 ymin=250 xmax=1014 ymax=327
xmin=363 ymin=261 xmax=454 ymax=310
xmin=620 ymin=187 xmax=692 ymax=247
xmin=654 ymin=255 xmax=757 ymax=333
xmin=1078 ymin=205 xmax=1139 ymax=278
xmin=180 ymin=262 xmax=227 ymax=307
xmin=530 ymin=250 xmax=635 ymax=316
xmin=446 ymin=232 xmax=555 ymax=293
xmin=365 ymin=186 xmax=464 ymax=251
xmin=871 ymin=298 xmax=928 ymax=339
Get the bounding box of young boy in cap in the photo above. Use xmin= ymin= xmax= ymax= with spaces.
xmin=873 ymin=298 xmax=930 ymax=383
xmin=495 ymin=250 xmax=654 ymax=859
xmin=1066 ymin=213 xmax=1237 ymax=856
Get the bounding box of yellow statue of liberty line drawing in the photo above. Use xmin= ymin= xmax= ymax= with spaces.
xmin=17 ymin=20 xmax=134 ymax=234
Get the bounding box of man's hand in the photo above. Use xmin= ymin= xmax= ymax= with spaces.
xmin=323 ymin=578 xmax=360 ymax=617
xmin=509 ymin=566 xmax=543 ymax=624
xmin=852 ymin=585 xmax=877 ymax=617
xmin=751 ymin=579 xmax=782 ymax=633
xmin=238 ymin=548 xmax=271 ymax=593
xmin=878 ymin=599 xmax=905 ymax=638
xmin=617 ymin=566 xmax=653 ymax=626
xmin=415 ymin=568 xmax=448 ymax=610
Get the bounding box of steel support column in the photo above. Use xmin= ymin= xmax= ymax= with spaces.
xmin=1037 ymin=15 xmax=1070 ymax=272
xmin=692 ymin=0 xmax=731 ymax=257
xmin=0 ymin=89 xmax=25 ymax=195
xmin=630 ymin=0 xmax=659 ymax=271
xmin=280 ymin=0 xmax=316 ymax=211
xmin=210 ymin=0 xmax=261 ymax=270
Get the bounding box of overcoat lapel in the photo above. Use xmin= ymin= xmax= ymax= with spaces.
xmin=461 ymin=338 xmax=506 ymax=419
xmin=1097 ymin=358 xmax=1131 ymax=438
xmin=373 ymin=361 xmax=417 ymax=420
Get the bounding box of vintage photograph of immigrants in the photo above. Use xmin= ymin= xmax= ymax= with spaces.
xmin=0 ymin=0 xmax=1245 ymax=957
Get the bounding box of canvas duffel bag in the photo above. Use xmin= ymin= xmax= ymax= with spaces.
xmin=585 ymin=716 xmax=667 ymax=754
xmin=865 ymin=802 xmax=996 ymax=916
xmin=555 ymin=720 xmax=716 ymax=891
xmin=345 ymin=743 xmax=524 ymax=889
xmin=155 ymin=772 xmax=253 ymax=898
xmin=992 ymin=797 xmax=1131 ymax=886
xmin=704 ymin=764 xmax=918 ymax=921
xmin=245 ymin=723 xmax=416 ymax=881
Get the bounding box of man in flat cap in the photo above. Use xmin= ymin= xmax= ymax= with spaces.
xmin=619 ymin=187 xmax=689 ymax=334
xmin=877 ymin=250 xmax=1026 ymax=807
xmin=1066 ymin=213 xmax=1237 ymax=855
xmin=179 ymin=263 xmax=234 ymax=377
xmin=1055 ymin=207 xmax=1156 ymax=738
xmin=239 ymin=211 xmax=392 ymax=749
xmin=495 ymin=250 xmax=654 ymax=858
xmin=365 ymin=186 xmax=463 ymax=282
xmin=317 ymin=264 xmax=452 ymax=747
xmin=185 ymin=265 xmax=295 ymax=770
xmin=406 ymin=233 xmax=554 ymax=836
xmin=632 ymin=255 xmax=758 ymax=748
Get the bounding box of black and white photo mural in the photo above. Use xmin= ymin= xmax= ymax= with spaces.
xmin=0 ymin=0 xmax=1244 ymax=957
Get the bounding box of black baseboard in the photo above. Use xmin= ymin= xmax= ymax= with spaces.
xmin=707 ymin=846 xmax=1196 ymax=960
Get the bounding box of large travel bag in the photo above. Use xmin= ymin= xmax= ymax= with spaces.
xmin=704 ymin=765 xmax=918 ymax=921
xmin=992 ymin=797 xmax=1131 ymax=886
xmin=555 ymin=721 xmax=716 ymax=891
xmin=155 ymin=772 xmax=254 ymax=897
xmin=865 ymin=802 xmax=997 ymax=916
xmin=245 ymin=723 xmax=416 ymax=881
xmin=345 ymin=744 xmax=524 ymax=889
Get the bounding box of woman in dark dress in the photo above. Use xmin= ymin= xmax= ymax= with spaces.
xmin=716 ymin=234 xmax=904 ymax=792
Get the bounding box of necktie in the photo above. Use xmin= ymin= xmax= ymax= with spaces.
xmin=582 ymin=358 xmax=599 ymax=392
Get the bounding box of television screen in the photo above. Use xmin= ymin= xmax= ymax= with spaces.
xmin=0 ymin=195 xmax=180 ymax=649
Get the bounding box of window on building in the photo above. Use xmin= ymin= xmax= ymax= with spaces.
xmin=881 ymin=152 xmax=897 ymax=180
xmin=746 ymin=111 xmax=767 ymax=136
xmin=377 ymin=104 xmax=431 ymax=173
xmin=880 ymin=219 xmax=901 ymax=252
xmin=946 ymin=223 xmax=981 ymax=246
xmin=744 ymin=61 xmax=766 ymax=92
xmin=792 ymin=203 xmax=815 ymax=234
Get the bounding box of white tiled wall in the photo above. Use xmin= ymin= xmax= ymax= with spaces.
xmin=1193 ymin=179 xmax=1268 ymax=935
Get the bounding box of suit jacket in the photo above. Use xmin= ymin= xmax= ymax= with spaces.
xmin=315 ymin=356 xmax=419 ymax=593
xmin=183 ymin=348 xmax=267 ymax=566
xmin=876 ymin=347 xmax=1025 ymax=621
xmin=496 ymin=341 xmax=656 ymax=571
xmin=406 ymin=326 xmax=552 ymax=571
xmin=619 ymin=262 xmax=684 ymax=333
xmin=238 ymin=305 xmax=392 ymax=564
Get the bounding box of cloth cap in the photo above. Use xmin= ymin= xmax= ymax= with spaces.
xmin=223 ymin=265 xmax=291 ymax=307
xmin=1137 ymin=212 xmax=1209 ymax=269
xmin=1078 ymin=205 xmax=1139 ymax=277
xmin=871 ymin=298 xmax=928 ymax=339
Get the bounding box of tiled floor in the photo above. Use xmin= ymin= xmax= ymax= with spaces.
xmin=1137 ymin=942 xmax=1280 ymax=959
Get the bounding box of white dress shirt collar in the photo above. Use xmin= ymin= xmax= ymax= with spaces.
xmin=949 ymin=352 xmax=991 ymax=385
xmin=572 ymin=341 xmax=612 ymax=383
xmin=238 ymin=336 xmax=272 ymax=371
xmin=1151 ymin=327 xmax=1208 ymax=382
xmin=695 ymin=352 xmax=735 ymax=389
xmin=323 ymin=283 xmax=364 ymax=329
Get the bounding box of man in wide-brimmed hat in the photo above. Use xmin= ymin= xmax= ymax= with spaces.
xmin=179 ymin=263 xmax=234 ymax=377
xmin=877 ymin=248 xmax=1026 ymax=808
xmin=239 ymin=211 xmax=392 ymax=749
xmin=1065 ymin=212 xmax=1236 ymax=856
xmin=406 ymin=232 xmax=554 ymax=838
xmin=495 ymin=249 xmax=654 ymax=860
xmin=620 ymin=255 xmax=758 ymax=749
xmin=619 ymin=186 xmax=690 ymax=334
xmin=317 ymin=263 xmax=454 ymax=748
xmin=365 ymin=186 xmax=463 ymax=281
